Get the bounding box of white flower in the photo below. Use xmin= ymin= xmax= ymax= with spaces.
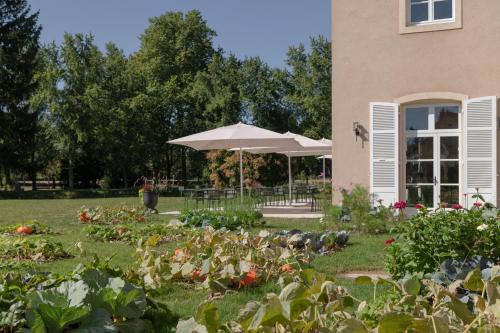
xmin=477 ymin=224 xmax=488 ymax=231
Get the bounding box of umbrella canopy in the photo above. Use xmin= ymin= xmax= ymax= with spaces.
xmin=232 ymin=132 xmax=332 ymax=204
xmin=168 ymin=123 xmax=302 ymax=151
xmin=168 ymin=123 xmax=303 ymax=204
xmin=237 ymin=132 xmax=330 ymax=156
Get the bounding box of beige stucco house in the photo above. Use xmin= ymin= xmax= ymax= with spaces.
xmin=332 ymin=0 xmax=500 ymax=208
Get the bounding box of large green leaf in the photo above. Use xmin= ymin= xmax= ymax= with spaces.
xmin=195 ymin=301 xmax=220 ymax=333
xmin=176 ymin=318 xmax=208 ymax=333
xmin=402 ymin=275 xmax=421 ymax=296
xmin=73 ymin=308 xmax=116 ymax=333
xmin=377 ymin=312 xmax=413 ymax=333
xmin=353 ymin=276 xmax=372 ymax=286
xmin=37 ymin=304 xmax=89 ymax=333
xmin=464 ymin=269 xmax=484 ymax=292
xmin=337 ymin=318 xmax=368 ymax=333
xmin=446 ymin=297 xmax=474 ymax=324
xmin=235 ymin=301 xmax=261 ymax=330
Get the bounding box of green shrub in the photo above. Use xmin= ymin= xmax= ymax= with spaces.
xmin=325 ymin=185 xmax=392 ymax=234
xmin=386 ymin=206 xmax=500 ymax=279
xmin=180 ymin=209 xmax=264 ymax=230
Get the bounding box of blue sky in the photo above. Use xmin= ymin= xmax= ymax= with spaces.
xmin=30 ymin=0 xmax=331 ymax=68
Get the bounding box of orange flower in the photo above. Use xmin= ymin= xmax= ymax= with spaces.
xmin=241 ymin=270 xmax=257 ymax=287
xmin=281 ymin=264 xmax=293 ymax=273
xmin=79 ymin=212 xmax=90 ymax=222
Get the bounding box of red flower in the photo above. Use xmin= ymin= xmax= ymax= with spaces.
xmin=385 ymin=238 xmax=395 ymax=245
xmin=473 ymin=202 xmax=482 ymax=208
xmin=393 ymin=201 xmax=407 ymax=210
xmin=414 ymin=204 xmax=425 ymax=210
xmin=452 ymin=204 xmax=463 ymax=210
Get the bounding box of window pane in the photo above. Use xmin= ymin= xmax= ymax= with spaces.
xmin=406 ymin=185 xmax=434 ymax=207
xmin=406 ymin=161 xmax=434 ymax=184
xmin=434 ymin=0 xmax=453 ymax=20
xmin=411 ymin=2 xmax=429 ymax=23
xmin=435 ymin=106 xmax=459 ymax=129
xmin=440 ymin=185 xmax=459 ymax=205
xmin=406 ymin=137 xmax=433 ymax=159
xmin=440 ymin=161 xmax=459 ymax=183
xmin=406 ymin=107 xmax=429 ymax=130
xmin=440 ymin=136 xmax=459 ymax=159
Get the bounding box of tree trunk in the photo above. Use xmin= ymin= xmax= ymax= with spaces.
xmin=68 ymin=158 xmax=74 ymax=189
xmin=30 ymin=151 xmax=37 ymax=191
xmin=181 ymin=147 xmax=187 ymax=186
xmin=166 ymin=146 xmax=172 ymax=180
xmin=122 ymin=167 xmax=128 ymax=188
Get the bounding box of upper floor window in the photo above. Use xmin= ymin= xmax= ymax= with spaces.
xmin=409 ymin=0 xmax=454 ymax=24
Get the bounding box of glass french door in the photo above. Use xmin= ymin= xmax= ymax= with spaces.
xmin=404 ymin=104 xmax=461 ymax=208
xmin=405 ymin=134 xmax=460 ymax=208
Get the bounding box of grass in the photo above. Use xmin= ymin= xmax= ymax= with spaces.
xmin=0 ymin=197 xmax=389 ymax=322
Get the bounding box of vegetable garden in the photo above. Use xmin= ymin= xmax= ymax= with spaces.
xmin=0 ymin=195 xmax=498 ymax=332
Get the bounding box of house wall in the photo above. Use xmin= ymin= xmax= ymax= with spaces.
xmin=331 ymin=0 xmax=500 ymax=204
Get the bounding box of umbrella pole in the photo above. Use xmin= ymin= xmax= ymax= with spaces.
xmin=240 ymin=149 xmax=244 ymax=206
xmin=323 ymin=156 xmax=326 ymax=189
xmin=288 ymin=154 xmax=292 ymax=206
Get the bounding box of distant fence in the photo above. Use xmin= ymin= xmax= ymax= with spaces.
xmin=0 ymin=188 xmax=180 ymax=200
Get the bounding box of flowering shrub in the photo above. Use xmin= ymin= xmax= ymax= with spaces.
xmin=77 ymin=206 xmax=146 ymax=225
xmin=386 ymin=204 xmax=500 ymax=279
xmin=135 ymin=228 xmax=311 ymax=291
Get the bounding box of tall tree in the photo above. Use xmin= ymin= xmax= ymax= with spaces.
xmin=49 ymin=33 xmax=104 ymax=188
xmin=286 ymin=35 xmax=332 ymax=139
xmin=0 ymin=0 xmax=41 ymax=189
xmin=133 ymin=10 xmax=215 ymax=183
xmin=240 ymin=57 xmax=298 ymax=133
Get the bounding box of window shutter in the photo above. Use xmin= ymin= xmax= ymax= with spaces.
xmin=370 ymin=102 xmax=399 ymax=206
xmin=464 ymin=96 xmax=497 ymax=206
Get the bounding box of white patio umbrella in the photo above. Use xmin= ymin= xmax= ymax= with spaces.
xmin=317 ymin=152 xmax=333 ymax=187
xmin=168 ymin=123 xmax=302 ymax=203
xmin=234 ymin=132 xmax=331 ymax=204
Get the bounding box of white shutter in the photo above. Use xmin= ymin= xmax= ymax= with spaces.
xmin=464 ymin=96 xmax=497 ymax=206
xmin=370 ymin=102 xmax=399 ymax=206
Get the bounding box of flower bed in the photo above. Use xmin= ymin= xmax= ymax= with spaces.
xmin=135 ymin=228 xmax=311 ymax=291
xmin=179 ymin=209 xmax=264 ymax=230
xmin=385 ymin=203 xmax=500 ymax=279
xmin=78 ymin=205 xmax=146 ymax=224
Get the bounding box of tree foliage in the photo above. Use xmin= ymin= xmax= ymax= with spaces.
xmin=0 ymin=8 xmax=332 ymax=190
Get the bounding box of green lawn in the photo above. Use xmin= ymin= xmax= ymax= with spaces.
xmin=0 ymin=197 xmax=388 ymax=321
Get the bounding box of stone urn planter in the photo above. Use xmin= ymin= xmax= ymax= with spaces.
xmin=141 ymin=182 xmax=159 ymax=214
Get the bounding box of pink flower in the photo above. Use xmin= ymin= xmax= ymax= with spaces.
xmin=473 ymin=202 xmax=482 ymax=208
xmin=385 ymin=238 xmax=395 ymax=245
xmin=452 ymin=204 xmax=463 ymax=210
xmin=415 ymin=203 xmax=425 ymax=210
xmin=393 ymin=200 xmax=407 ymax=210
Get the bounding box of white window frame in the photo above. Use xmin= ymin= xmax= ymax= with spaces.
xmin=403 ymin=103 xmax=462 ymax=208
xmin=408 ymin=0 xmax=455 ymax=25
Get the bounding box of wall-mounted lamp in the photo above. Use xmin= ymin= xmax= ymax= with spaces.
xmin=353 ymin=122 xmax=361 ymax=141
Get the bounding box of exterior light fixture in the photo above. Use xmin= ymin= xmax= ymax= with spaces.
xmin=353 ymin=122 xmax=361 ymax=141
